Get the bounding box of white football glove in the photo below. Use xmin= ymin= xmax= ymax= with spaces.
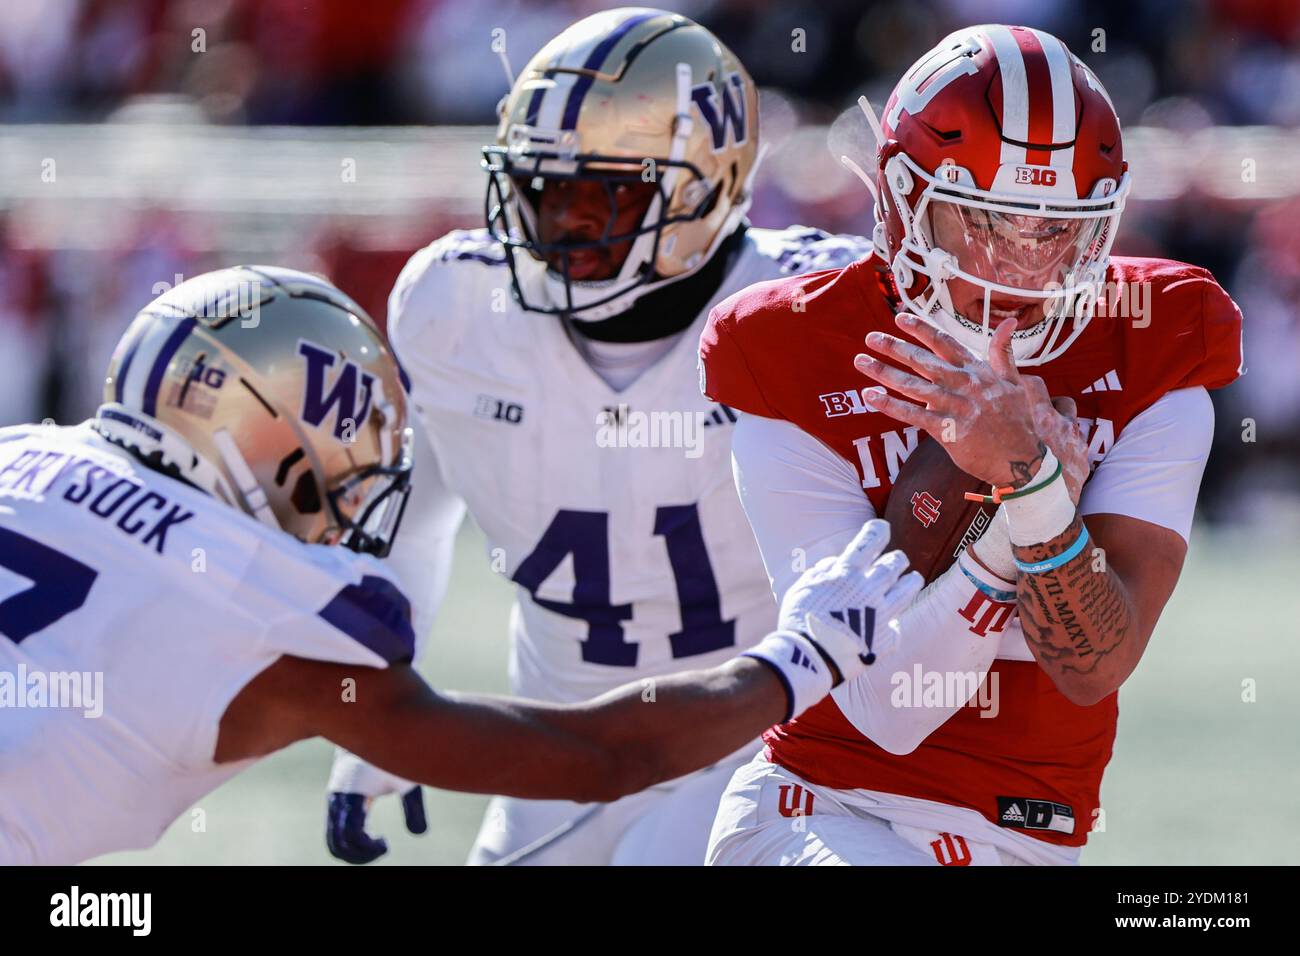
xmin=746 ymin=519 xmax=922 ymax=722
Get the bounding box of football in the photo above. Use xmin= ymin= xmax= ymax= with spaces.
xmin=882 ymin=436 xmax=997 ymax=583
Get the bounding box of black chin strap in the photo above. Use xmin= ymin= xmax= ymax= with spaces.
xmin=97 ymin=431 xmax=206 ymax=493
xmin=568 ymin=225 xmax=748 ymax=344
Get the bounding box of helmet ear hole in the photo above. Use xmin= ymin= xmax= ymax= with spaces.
xmin=291 ymin=469 xmax=322 ymax=515
xmin=698 ymin=181 xmax=721 ymax=218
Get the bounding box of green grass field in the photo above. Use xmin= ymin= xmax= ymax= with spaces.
xmin=92 ymin=521 xmax=1300 ymax=866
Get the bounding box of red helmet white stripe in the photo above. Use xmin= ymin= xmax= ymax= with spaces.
xmin=1029 ymin=28 xmax=1078 ymax=175
xmin=985 ymin=26 xmax=1081 ymax=172
xmin=873 ymin=24 xmax=1130 ymax=365
xmin=1017 ymin=30 xmax=1055 ymax=164
xmin=984 ymin=25 xmax=1029 ymax=167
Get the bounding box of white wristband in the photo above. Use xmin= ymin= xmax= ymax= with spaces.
xmin=744 ymin=630 xmax=834 ymax=723
xmin=969 ymin=506 xmax=1016 ymax=582
xmin=1004 ymin=449 xmax=1076 ymax=546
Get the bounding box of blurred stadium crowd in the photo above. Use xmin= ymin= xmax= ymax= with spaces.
xmin=0 ymin=0 xmax=1297 ymax=530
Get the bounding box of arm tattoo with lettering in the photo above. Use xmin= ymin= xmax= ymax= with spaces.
xmin=1012 ymin=515 xmax=1132 ymax=677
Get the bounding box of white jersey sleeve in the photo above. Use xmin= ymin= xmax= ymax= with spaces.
xmin=387 ymin=229 xmax=507 ymax=393
xmin=1078 ymin=386 xmax=1213 ymax=543
xmin=0 ymin=424 xmax=420 ymax=863
xmin=237 ymin=538 xmax=419 ymax=669
xmin=732 ymin=387 xmax=1215 ymax=600
xmin=384 ymin=231 xmax=498 ymax=650
xmin=731 ymin=411 xmax=875 ymax=600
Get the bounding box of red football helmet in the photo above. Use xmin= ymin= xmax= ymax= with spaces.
xmin=866 ymin=25 xmax=1130 ymax=365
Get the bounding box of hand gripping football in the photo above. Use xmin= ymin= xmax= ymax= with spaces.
xmin=881 ymin=436 xmax=997 ymax=583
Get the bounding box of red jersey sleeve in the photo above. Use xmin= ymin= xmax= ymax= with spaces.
xmin=1187 ymin=267 xmax=1245 ymax=390
xmin=699 ymin=295 xmax=779 ymax=418
xmin=1096 ymin=258 xmax=1245 ymax=408
xmin=702 ymin=273 xmax=800 ymax=416
xmin=700 ymin=265 xmax=870 ymax=420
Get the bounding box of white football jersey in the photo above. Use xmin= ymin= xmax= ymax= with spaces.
xmin=0 ymin=423 xmax=416 ymax=864
xmin=388 ymin=225 xmax=871 ymax=703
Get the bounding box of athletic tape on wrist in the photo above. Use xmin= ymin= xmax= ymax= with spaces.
xmin=1004 ymin=449 xmax=1076 ymax=545
xmin=969 ymin=507 xmax=1016 ymax=581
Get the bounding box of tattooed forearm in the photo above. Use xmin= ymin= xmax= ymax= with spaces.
xmin=1013 ymin=515 xmax=1133 ymax=682
xmin=1006 ymin=440 xmax=1049 ymax=490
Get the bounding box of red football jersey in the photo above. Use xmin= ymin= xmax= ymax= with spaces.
xmin=700 ymin=253 xmax=1243 ymax=846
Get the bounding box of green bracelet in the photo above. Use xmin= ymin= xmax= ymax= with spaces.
xmin=999 ymin=457 xmax=1063 ymax=500
xmin=962 ymin=457 xmax=1063 ymax=506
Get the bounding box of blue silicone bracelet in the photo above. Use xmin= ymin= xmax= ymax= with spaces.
xmin=1014 ymin=525 xmax=1090 ymax=574
xmin=959 ymin=562 xmax=1017 ymax=602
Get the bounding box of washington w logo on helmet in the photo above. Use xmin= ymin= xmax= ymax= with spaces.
xmin=96 ymin=267 xmax=412 ymax=557
xmin=298 ymin=340 xmax=377 ymax=441
xmin=691 ymin=72 xmax=748 ymax=151
xmin=483 ymin=9 xmax=759 ymax=321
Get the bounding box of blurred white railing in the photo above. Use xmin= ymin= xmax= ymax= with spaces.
xmin=2 ymin=118 xmax=1297 ymax=251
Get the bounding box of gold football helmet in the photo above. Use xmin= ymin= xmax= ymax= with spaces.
xmin=484 ymin=7 xmax=760 ymax=320
xmin=96 ymin=266 xmax=412 ymax=555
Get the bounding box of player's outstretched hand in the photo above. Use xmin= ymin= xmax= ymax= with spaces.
xmin=779 ymin=519 xmax=923 ymax=686
xmin=325 ymin=749 xmax=428 ymax=864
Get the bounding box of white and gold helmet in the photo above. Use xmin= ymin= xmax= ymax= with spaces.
xmin=96 ymin=266 xmax=412 ymax=556
xmin=484 ymin=7 xmax=760 ymax=320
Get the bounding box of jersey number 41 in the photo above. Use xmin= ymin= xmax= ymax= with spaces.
xmin=512 ymin=505 xmax=734 ymax=667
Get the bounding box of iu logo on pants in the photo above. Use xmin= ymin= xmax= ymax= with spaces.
xmin=929 ymin=832 xmax=972 ymax=866
xmin=777 ymin=784 xmax=814 ymax=818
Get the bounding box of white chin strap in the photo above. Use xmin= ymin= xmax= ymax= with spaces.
xmin=893 ymin=258 xmax=1071 ymax=365
xmin=210 ymin=428 xmax=281 ymax=530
